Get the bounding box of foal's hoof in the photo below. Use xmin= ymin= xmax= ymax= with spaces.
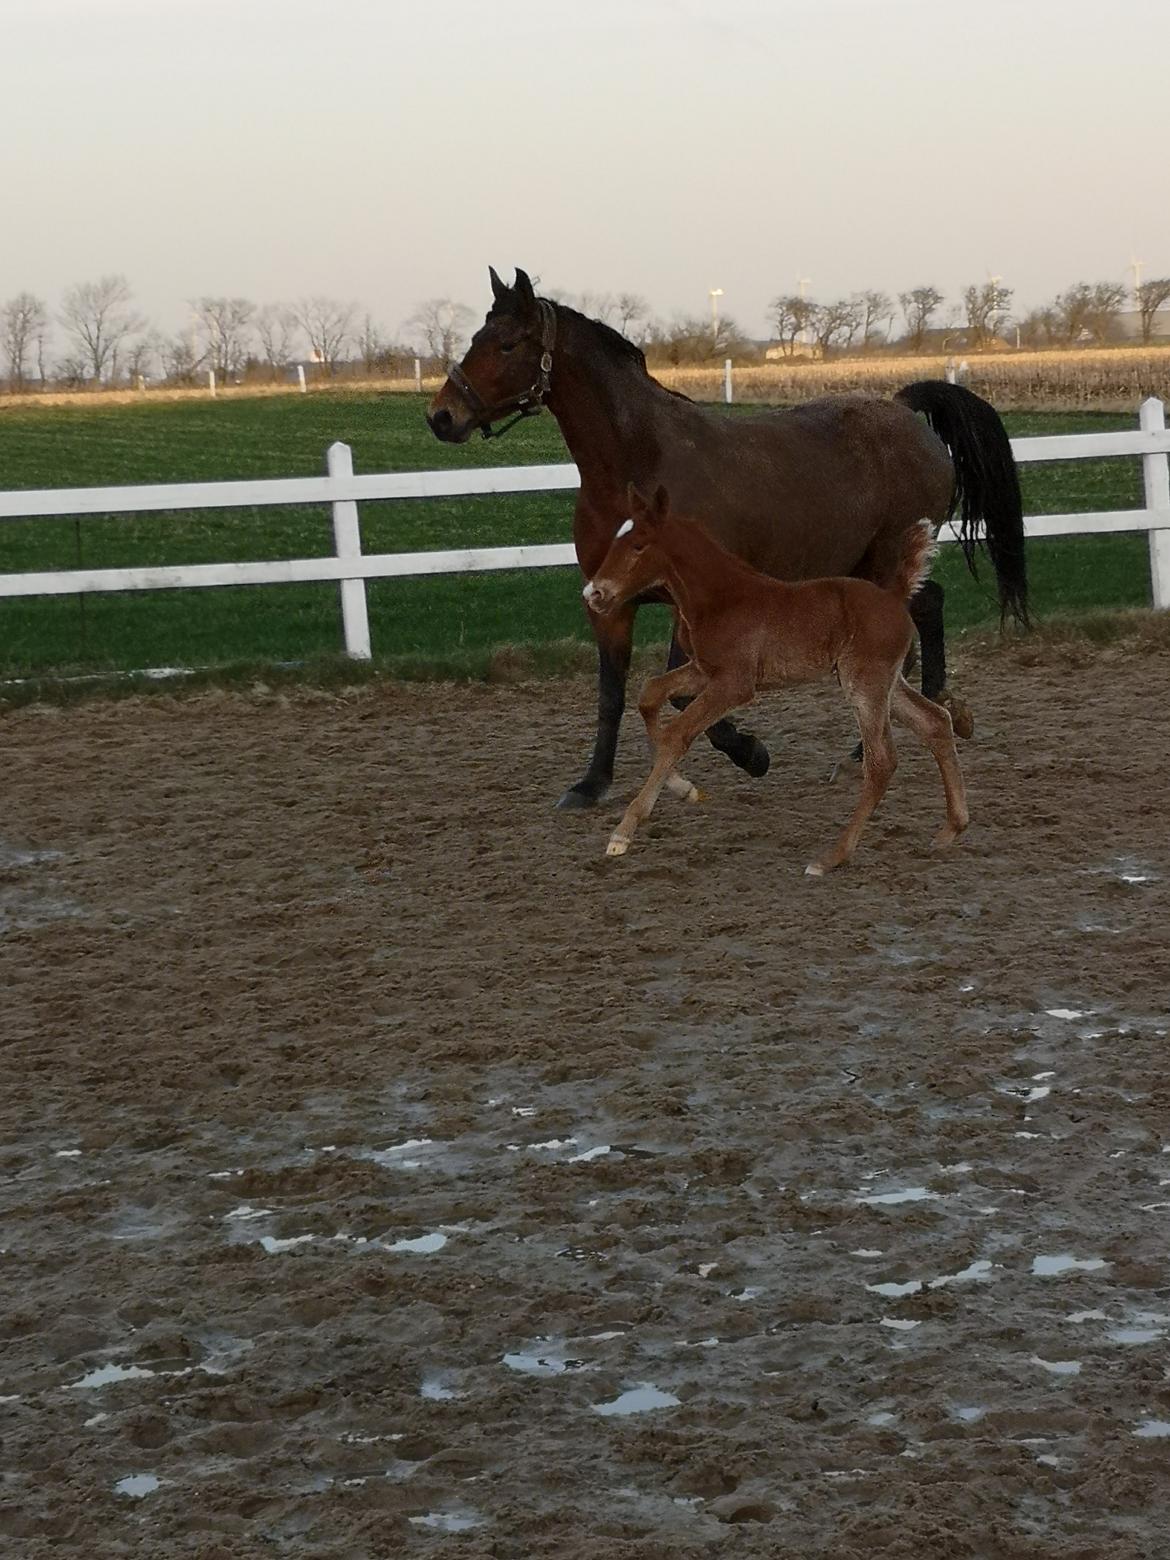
xmin=937 ymin=690 xmax=974 ymax=741
xmin=556 ymin=782 xmax=607 ymax=811
xmin=606 ymin=837 xmax=630 ymax=858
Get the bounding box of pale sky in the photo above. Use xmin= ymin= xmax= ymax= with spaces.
xmin=3 ymin=0 xmax=1168 ymax=346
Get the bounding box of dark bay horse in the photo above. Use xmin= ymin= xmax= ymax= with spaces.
xmin=427 ymin=267 xmax=1027 ymax=810
xmin=584 ymin=484 xmax=967 ymax=871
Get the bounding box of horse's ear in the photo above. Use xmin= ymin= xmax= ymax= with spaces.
xmin=514 ymin=268 xmax=537 ymax=310
xmin=627 ymin=480 xmax=648 ymax=514
xmin=488 ymin=265 xmax=509 ymax=304
xmin=653 ymin=483 xmax=670 ymax=520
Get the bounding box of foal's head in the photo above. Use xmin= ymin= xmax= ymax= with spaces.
xmin=582 ymin=484 xmax=672 ymax=616
xmin=427 ymin=267 xmax=552 ymax=443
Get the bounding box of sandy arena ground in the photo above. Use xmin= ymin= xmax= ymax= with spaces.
xmin=2 ymin=645 xmax=1169 ymax=1558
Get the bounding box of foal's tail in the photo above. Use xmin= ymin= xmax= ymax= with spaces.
xmin=891 ymin=519 xmax=938 ymax=602
xmin=895 ymin=379 xmax=1029 ymax=627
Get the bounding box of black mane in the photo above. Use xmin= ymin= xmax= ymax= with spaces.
xmin=549 ymin=300 xmax=692 ymax=402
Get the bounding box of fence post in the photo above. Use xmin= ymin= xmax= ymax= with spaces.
xmin=414 ymin=357 xmax=423 ymax=393
xmin=724 ymin=359 xmax=733 ymax=404
xmin=208 ymin=369 xmax=216 ymax=398
xmin=297 ymin=364 xmax=307 ymax=393
xmin=326 ymin=441 xmax=372 ymax=658
xmin=1141 ymin=397 xmax=1170 ymax=609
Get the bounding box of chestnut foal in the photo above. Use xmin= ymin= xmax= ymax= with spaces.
xmin=583 ymin=484 xmax=969 ymax=873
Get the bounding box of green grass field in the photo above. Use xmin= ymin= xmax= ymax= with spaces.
xmin=0 ymin=391 xmax=1154 ymax=678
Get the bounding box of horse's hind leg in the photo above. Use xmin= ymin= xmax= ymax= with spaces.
xmin=807 ymin=678 xmax=897 ymax=875
xmin=890 ymin=678 xmax=969 ymax=849
xmin=909 ymin=578 xmax=974 ymax=740
xmin=667 ymin=629 xmax=770 ymax=779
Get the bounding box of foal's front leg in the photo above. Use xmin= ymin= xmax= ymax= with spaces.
xmin=637 ymin=662 xmax=706 ymax=803
xmin=608 ymin=679 xmax=742 ymax=858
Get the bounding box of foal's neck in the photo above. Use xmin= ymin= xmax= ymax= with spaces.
xmin=659 ymin=521 xmax=775 ymax=629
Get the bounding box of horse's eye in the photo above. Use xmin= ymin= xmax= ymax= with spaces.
xmin=500 ymin=340 xmax=518 ymax=355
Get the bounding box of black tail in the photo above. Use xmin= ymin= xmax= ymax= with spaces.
xmin=895 ymin=380 xmax=1029 ymax=627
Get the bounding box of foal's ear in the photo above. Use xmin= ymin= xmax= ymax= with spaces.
xmin=488 ymin=265 xmax=509 ymax=304
xmin=514 ymin=268 xmax=537 ymax=310
xmin=652 ymin=483 xmax=670 ymax=520
xmin=626 ymin=480 xmax=649 ymax=515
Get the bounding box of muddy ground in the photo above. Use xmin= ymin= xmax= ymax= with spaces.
xmin=2 ymin=644 xmax=1169 ymax=1559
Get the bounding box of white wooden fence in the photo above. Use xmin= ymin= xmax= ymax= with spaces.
xmin=0 ymin=397 xmax=1167 ymax=659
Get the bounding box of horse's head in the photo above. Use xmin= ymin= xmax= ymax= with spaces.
xmin=582 ymin=483 xmax=671 ymax=616
xmin=427 ymin=267 xmax=555 ymax=443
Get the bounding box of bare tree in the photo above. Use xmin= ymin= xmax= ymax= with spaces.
xmin=292 ymin=296 xmax=355 ymax=373
xmin=2 ymin=292 xmax=48 ymax=390
xmin=355 ymin=315 xmax=406 ymax=375
xmin=898 ymin=286 xmax=944 ymax=352
xmin=255 ymin=305 xmax=300 ymax=379
xmin=768 ymin=294 xmax=817 ymax=357
xmin=615 ymin=292 xmax=650 ymax=339
xmin=59 ymin=274 xmax=145 ymax=383
xmin=406 ymin=298 xmax=475 ymax=364
xmin=856 ymin=290 xmax=893 ymax=350
xmin=1136 ymin=278 xmax=1170 ymax=344
xmin=123 ymin=336 xmax=156 ymax=386
xmin=644 ymin=314 xmax=750 ymax=365
xmin=192 ymin=297 xmax=255 ymax=377
xmin=1050 ymin=281 xmax=1127 ymax=345
xmin=811 ymin=298 xmax=863 ymax=357
xmin=577 ymin=291 xmax=618 ymax=325
xmin=962 ymin=280 xmax=1013 ymax=349
xmin=158 ymin=331 xmax=206 ymax=386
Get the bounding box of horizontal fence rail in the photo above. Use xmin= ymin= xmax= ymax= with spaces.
xmin=0 ymin=398 xmax=1167 ymax=656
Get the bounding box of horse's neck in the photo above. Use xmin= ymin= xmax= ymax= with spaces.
xmin=546 ymin=317 xmax=676 ymax=491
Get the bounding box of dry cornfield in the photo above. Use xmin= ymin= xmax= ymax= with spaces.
xmin=657 ymin=346 xmax=1170 ymax=411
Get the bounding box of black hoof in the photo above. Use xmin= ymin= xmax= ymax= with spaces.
xmin=727 ymin=736 xmax=770 ymax=779
xmin=555 ymin=781 xmax=608 ymax=811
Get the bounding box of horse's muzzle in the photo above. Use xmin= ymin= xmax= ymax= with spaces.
xmin=426 ymin=405 xmax=474 ymax=444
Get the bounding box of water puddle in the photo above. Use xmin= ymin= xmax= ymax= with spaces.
xmin=363 ymin=1138 xmax=439 ymax=1171
xmin=420 ymin=1377 xmax=466 ymax=1401
xmin=114 ymin=1474 xmax=160 ymax=1499
xmin=1108 ymin=1328 xmax=1163 ymax=1345
xmin=1066 ymin=1309 xmax=1108 ymax=1323
xmin=1032 ymin=1254 xmax=1108 ymax=1276
xmin=224 ymin=1205 xmax=275 ymax=1222
xmin=502 ymin=1343 xmax=589 ymax=1376
xmin=67 ymin=1363 xmax=158 ymax=1390
xmin=1045 ymin=1009 xmax=1088 ymax=1021
xmin=54 ymin=1149 xmax=83 ymax=1159
xmin=868 ymin=1259 xmax=994 ymax=1300
xmin=880 ymin=1318 xmax=921 ymax=1332
xmin=409 ymin=1511 xmax=483 ymax=1531
xmin=952 ymin=1405 xmax=986 ymax=1423
xmin=868 ymin=1280 xmax=921 ymax=1298
xmin=593 ymin=1384 xmax=680 ymax=1416
xmin=1031 ymin=1357 xmax=1082 ymax=1376
xmin=867 ymin=1410 xmax=898 ymax=1426
xmin=856 ymin=1187 xmax=937 ymax=1206
xmin=385 ymin=1232 xmax=447 ymax=1254
xmin=258 ymin=1234 xmax=315 ymax=1254
xmin=1133 ymin=1420 xmax=1170 ymax=1438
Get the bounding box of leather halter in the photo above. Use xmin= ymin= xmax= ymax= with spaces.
xmin=445 ymin=298 xmax=557 ymax=440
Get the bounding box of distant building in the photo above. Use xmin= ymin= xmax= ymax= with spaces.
xmin=1115 ymin=308 xmax=1170 ymax=343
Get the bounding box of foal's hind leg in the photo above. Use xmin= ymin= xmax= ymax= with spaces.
xmin=667 ymin=629 xmax=770 ymax=778
xmin=890 ymin=677 xmax=969 ymax=848
xmin=909 ymin=579 xmax=974 ymax=740
xmin=807 ymin=679 xmax=897 ymax=875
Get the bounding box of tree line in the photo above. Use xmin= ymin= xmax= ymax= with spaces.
xmin=3 ymin=272 xmax=1169 ymax=391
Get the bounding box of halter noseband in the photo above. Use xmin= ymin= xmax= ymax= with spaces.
xmin=445 ymin=298 xmax=557 ymax=440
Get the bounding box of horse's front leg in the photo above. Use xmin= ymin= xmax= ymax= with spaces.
xmin=556 ymin=600 xmax=637 ymax=811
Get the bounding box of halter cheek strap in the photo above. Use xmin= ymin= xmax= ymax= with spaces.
xmin=447 ymin=299 xmax=557 ymax=440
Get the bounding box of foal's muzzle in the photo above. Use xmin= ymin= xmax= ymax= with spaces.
xmin=582 ymin=580 xmax=615 ymax=615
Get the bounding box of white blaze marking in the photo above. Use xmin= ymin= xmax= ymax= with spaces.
xmin=615 ymin=518 xmax=634 ymax=538
xmin=582 ymin=579 xmax=594 ymax=599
